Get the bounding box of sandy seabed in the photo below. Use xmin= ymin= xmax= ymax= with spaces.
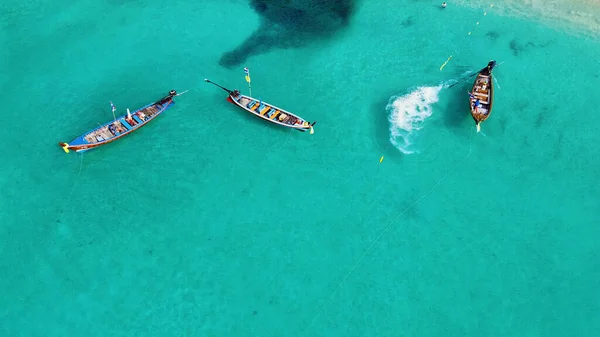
xmin=452 ymin=0 xmax=600 ymax=36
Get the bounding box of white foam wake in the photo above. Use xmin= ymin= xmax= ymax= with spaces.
xmin=386 ymin=84 xmax=445 ymax=154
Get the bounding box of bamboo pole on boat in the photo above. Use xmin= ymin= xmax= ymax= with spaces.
xmin=244 ymin=67 xmax=252 ymax=96
xmin=110 ymin=101 xmax=117 ymax=121
xmin=204 ymin=79 xmax=233 ymax=94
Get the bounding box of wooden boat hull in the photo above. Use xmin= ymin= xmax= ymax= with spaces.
xmin=469 ymin=60 xmax=496 ymax=132
xmin=58 ymin=91 xmax=178 ymax=153
xmin=226 ymin=92 xmax=315 ymax=132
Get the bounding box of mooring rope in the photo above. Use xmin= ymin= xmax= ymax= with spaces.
xmin=440 ymin=4 xmax=495 ymax=71
xmin=305 ymin=126 xmax=474 ymax=333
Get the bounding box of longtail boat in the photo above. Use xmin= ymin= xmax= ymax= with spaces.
xmin=58 ymin=90 xmax=186 ymax=153
xmin=204 ymin=79 xmax=316 ymax=133
xmin=469 ymin=60 xmax=497 ymax=132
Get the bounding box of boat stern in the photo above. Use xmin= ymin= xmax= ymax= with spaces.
xmin=309 ymin=121 xmax=316 ymax=134
xmin=58 ymin=142 xmax=71 ymax=153
xmin=59 ymin=134 xmax=93 ymax=153
xmin=156 ymin=90 xmax=178 ymax=105
xmin=296 ymin=121 xmax=317 ymax=133
xmin=58 ymin=142 xmax=92 ymax=153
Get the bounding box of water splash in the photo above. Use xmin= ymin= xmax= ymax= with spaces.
xmin=387 ymin=84 xmax=445 ymax=154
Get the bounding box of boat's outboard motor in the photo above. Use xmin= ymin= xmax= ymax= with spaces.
xmin=169 ymin=90 xmax=177 ymax=97
xmin=488 ymin=60 xmax=497 ymax=70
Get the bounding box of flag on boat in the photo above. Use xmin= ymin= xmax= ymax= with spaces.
xmin=244 ymin=67 xmax=251 ymax=83
xmin=110 ymin=101 xmax=116 ymax=113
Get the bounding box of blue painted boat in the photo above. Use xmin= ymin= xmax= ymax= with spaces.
xmin=59 ymin=90 xmax=185 ymax=153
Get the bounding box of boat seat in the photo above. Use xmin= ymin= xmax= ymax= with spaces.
xmin=133 ymin=115 xmax=143 ymax=124
xmin=260 ymin=106 xmax=271 ymax=116
xmin=251 ymin=103 xmax=262 ymax=111
xmin=270 ymin=110 xmax=281 ymax=120
xmin=247 ymin=100 xmax=257 ymax=109
xmin=476 ymin=106 xmax=489 ymax=114
xmin=120 ymin=119 xmax=132 ymax=131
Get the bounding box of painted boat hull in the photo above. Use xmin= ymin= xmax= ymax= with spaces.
xmin=226 ymin=92 xmax=315 ymax=132
xmin=59 ymin=91 xmax=178 ymax=153
xmin=469 ymin=60 xmax=496 ymax=132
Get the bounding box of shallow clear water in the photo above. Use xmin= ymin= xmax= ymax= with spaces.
xmin=1 ymin=0 xmax=599 ymax=336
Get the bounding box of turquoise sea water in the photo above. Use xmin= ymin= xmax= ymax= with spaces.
xmin=1 ymin=1 xmax=599 ymax=336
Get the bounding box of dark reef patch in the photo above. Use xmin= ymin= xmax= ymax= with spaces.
xmin=513 ymin=100 xmax=529 ymax=113
xmin=497 ymin=117 xmax=508 ymax=134
xmin=219 ymin=0 xmax=356 ymax=68
xmin=534 ymin=105 xmax=556 ymax=128
xmin=509 ymin=39 xmax=520 ymax=56
xmin=401 ymin=16 xmax=414 ymax=28
xmin=485 ymin=31 xmax=499 ymax=41
xmin=534 ymin=110 xmax=545 ymax=128
xmin=554 ymin=132 xmax=563 ymax=159
xmin=509 ymin=38 xmax=553 ymax=56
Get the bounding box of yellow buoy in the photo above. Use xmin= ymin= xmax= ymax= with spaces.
xmin=379 ymin=156 xmax=384 ymax=163
xmin=439 ymin=55 xmax=453 ymax=71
